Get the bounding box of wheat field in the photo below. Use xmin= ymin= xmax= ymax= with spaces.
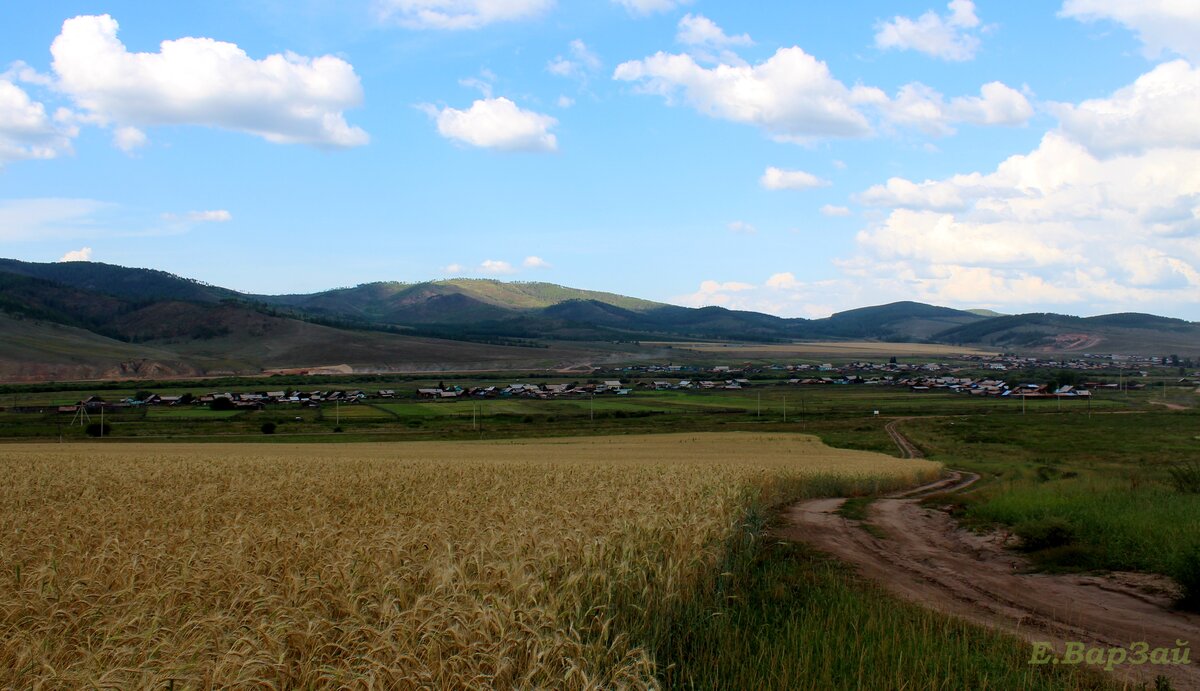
xmin=0 ymin=433 xmax=938 ymax=688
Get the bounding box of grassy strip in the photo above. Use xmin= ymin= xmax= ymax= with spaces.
xmin=901 ymin=412 xmax=1200 ymax=609
xmin=648 ymin=521 xmax=1113 ymax=690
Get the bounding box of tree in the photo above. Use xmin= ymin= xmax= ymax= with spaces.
xmin=210 ymin=397 xmax=237 ymax=411
xmin=85 ymin=422 xmax=111 ymax=437
xmin=261 ymin=422 xmax=277 ymax=435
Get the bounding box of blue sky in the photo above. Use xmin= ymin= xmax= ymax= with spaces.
xmin=2 ymin=1 xmax=1199 ymax=319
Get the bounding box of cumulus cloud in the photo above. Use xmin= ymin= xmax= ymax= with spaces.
xmin=50 ymin=14 xmax=368 ymax=149
xmin=614 ymin=44 xmax=1030 ymax=142
xmin=1052 ymin=60 xmax=1200 ymax=157
xmin=443 ymin=263 xmax=465 ymax=274
xmin=0 ymin=79 xmax=76 ymax=166
xmin=428 ymin=97 xmax=558 ymax=152
xmin=727 ymin=220 xmax=756 ymax=234
xmin=613 ymin=0 xmax=691 ymax=16
xmin=760 ymin=167 xmax=829 ymax=190
xmin=1060 ymin=0 xmax=1200 ymax=62
xmin=674 ymin=279 xmax=755 ymax=309
xmin=677 ymin=14 xmax=752 ymax=48
xmin=614 ymin=47 xmax=876 ymax=142
xmin=480 ymin=259 xmax=517 ymax=274
xmin=523 ymin=255 xmax=551 ymax=268
xmin=820 ymin=204 xmax=852 ymax=217
xmin=376 ymin=0 xmax=554 ymax=29
xmin=875 ymin=0 xmax=982 ymax=61
xmin=58 ymin=247 xmax=93 ymax=262
xmin=849 ymin=131 xmax=1200 ymax=311
xmin=880 ymin=81 xmax=1033 ymax=135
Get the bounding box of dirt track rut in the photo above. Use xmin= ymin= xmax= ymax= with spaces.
xmin=779 ymin=424 xmax=1200 ymax=688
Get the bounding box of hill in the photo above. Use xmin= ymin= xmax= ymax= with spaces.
xmin=1 ymin=258 xmax=1197 ymax=381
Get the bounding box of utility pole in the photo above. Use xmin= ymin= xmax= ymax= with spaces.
xmin=590 ymin=393 xmax=594 ymax=423
xmin=783 ymin=395 xmax=787 ymax=423
xmin=335 ymin=399 xmax=340 ymax=426
xmin=100 ymin=405 xmax=104 ymax=438
xmin=1021 ymin=392 xmax=1026 ymax=415
xmin=757 ymin=392 xmax=761 ymax=419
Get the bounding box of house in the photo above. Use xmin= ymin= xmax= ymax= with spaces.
xmin=417 ymin=388 xmax=442 ymax=399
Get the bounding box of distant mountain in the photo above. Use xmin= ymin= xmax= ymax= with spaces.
xmin=934 ymin=312 xmax=1200 ymax=354
xmin=966 ymin=308 xmax=1007 ymax=318
xmin=0 ymin=258 xmax=1196 ymax=381
xmin=0 ymin=258 xmax=239 ymax=304
xmin=809 ymin=302 xmax=984 ymax=341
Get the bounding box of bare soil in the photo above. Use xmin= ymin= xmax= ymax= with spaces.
xmin=779 ymin=470 xmax=1200 ymax=688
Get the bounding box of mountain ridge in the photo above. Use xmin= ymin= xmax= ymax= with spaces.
xmin=1 ymin=258 xmax=1196 ymax=381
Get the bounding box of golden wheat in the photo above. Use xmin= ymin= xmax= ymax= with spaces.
xmin=0 ymin=433 xmax=938 ymax=688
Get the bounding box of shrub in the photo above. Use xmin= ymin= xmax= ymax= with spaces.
xmin=261 ymin=422 xmax=277 ymax=435
xmin=1167 ymin=460 xmax=1200 ymax=494
xmin=333 ymin=426 xmax=344 ymax=433
xmin=84 ymin=422 xmax=111 ymax=438
xmin=210 ymin=398 xmax=237 ymax=411
xmin=1014 ymin=517 xmax=1075 ymax=552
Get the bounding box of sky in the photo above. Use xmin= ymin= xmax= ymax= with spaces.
xmin=1 ymin=1 xmax=1199 ymax=320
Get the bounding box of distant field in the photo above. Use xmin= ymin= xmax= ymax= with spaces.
xmin=645 ymin=340 xmax=998 ymax=358
xmin=0 ymin=434 xmax=940 ymax=687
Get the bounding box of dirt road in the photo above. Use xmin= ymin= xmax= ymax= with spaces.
xmin=883 ymin=417 xmax=925 ymax=459
xmin=780 ymin=426 xmax=1200 ymax=688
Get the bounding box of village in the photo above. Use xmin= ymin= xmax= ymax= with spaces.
xmin=38 ymin=360 xmax=1196 ymax=416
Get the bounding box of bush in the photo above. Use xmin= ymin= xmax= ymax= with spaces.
xmin=210 ymin=397 xmax=237 ymax=411
xmin=333 ymin=426 xmax=344 ymax=433
xmin=1167 ymin=460 xmax=1200 ymax=494
xmin=261 ymin=422 xmax=277 ymax=435
xmin=1176 ymin=546 xmax=1200 ymax=612
xmin=1014 ymin=517 xmax=1076 ymax=552
xmin=84 ymin=422 xmax=112 ymax=438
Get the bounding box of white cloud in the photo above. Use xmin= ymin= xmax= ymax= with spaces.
xmin=765 ymin=272 xmax=801 ymax=290
xmin=443 ymin=263 xmax=465 ymax=274
xmin=112 ymin=126 xmax=146 ymax=152
xmin=820 ymin=204 xmax=852 ymax=217
xmin=1060 ymin=0 xmax=1200 ymax=62
xmin=0 ymin=79 xmax=76 ymax=166
xmin=58 ymin=247 xmax=93 ymax=262
xmin=674 ymin=279 xmax=755 ymax=309
xmin=2 ymin=61 xmax=54 ymax=87
xmin=376 ymin=0 xmax=554 ymax=29
xmin=556 ymin=95 xmax=575 ymax=108
xmin=677 ymin=14 xmax=752 ymax=49
xmin=849 ymin=130 xmax=1200 ymax=311
xmin=523 ymin=255 xmax=551 ymax=268
xmin=614 ymin=45 xmax=1030 ymax=142
xmin=727 ymin=220 xmax=756 ymax=235
xmin=189 ymin=210 xmax=232 ymax=223
xmin=875 ymin=0 xmax=982 ymax=61
xmin=480 ymin=259 xmax=517 ymax=274
xmin=50 ymin=14 xmax=368 ymax=149
xmin=760 ymin=167 xmax=829 ymax=190
xmin=880 ymin=81 xmax=1033 ymax=135
xmin=162 ymin=209 xmax=233 ymax=223
xmin=614 ymin=47 xmax=876 ymax=142
xmin=429 ymin=97 xmax=558 ymax=152
xmin=547 ymin=39 xmax=602 ymax=80
xmin=1052 ymin=60 xmax=1200 ymax=156
xmin=613 ymin=0 xmax=691 ymax=16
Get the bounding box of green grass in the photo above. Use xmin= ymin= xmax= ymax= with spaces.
xmin=648 ymin=526 xmax=1110 ymax=690
xmin=144 ymin=407 xmax=244 ymax=420
xmin=900 ymin=410 xmax=1200 ymax=605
